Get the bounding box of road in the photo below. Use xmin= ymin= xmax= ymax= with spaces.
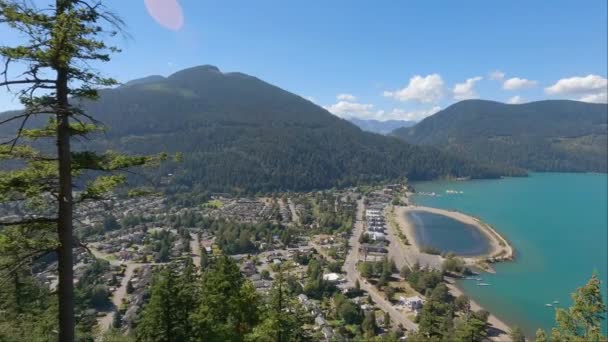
xmin=190 ymin=232 xmax=201 ymax=268
xmin=385 ymin=207 xmax=443 ymax=271
xmin=342 ymin=199 xmax=418 ymax=332
xmin=92 ymin=232 xmax=202 ymax=335
xmin=96 ymin=263 xmax=139 ymax=332
xmin=287 ymin=198 xmax=299 ymax=224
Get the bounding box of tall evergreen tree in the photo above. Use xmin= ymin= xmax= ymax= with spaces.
xmin=192 ymin=256 xmax=260 ymax=341
xmin=543 ymin=274 xmax=607 ymax=342
xmin=248 ymin=268 xmax=307 ymax=342
xmin=0 ymin=1 xmax=165 ymax=340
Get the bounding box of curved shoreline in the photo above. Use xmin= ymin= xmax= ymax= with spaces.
xmin=391 ymin=203 xmax=515 ymax=340
xmin=394 ymin=205 xmax=514 ymax=263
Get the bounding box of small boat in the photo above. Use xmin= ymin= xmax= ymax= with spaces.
xmin=477 ymin=283 xmax=491 ymax=286
xmin=545 ymin=303 xmax=553 ymax=307
xmin=475 ymin=277 xmax=482 ymax=281
xmin=553 ymin=300 xmax=559 ymax=304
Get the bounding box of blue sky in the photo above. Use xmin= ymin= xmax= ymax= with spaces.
xmin=1 ymin=0 xmax=607 ymax=121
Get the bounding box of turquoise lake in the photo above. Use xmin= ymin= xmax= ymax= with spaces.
xmin=407 ymin=210 xmax=491 ymax=256
xmin=412 ymin=173 xmax=608 ymax=336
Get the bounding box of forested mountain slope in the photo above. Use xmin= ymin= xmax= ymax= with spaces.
xmin=392 ymin=100 xmax=608 ymax=173
xmin=0 ymin=66 xmax=510 ymax=193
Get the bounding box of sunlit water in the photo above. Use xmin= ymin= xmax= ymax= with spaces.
xmin=412 ymin=173 xmax=608 ymax=336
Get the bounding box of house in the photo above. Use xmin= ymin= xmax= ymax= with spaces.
xmin=402 ymin=295 xmax=424 ymax=310
xmin=322 ymin=272 xmax=343 ymax=283
xmin=365 ymin=231 xmax=386 ymax=241
xmin=240 ymin=261 xmax=257 ymax=277
xmin=361 ymin=244 xmax=388 ymax=255
xmin=368 ymin=225 xmax=385 ymax=233
xmin=365 ymin=209 xmax=381 ymax=218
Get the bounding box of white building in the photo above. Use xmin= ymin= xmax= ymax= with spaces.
xmin=322 ymin=272 xmax=344 ymax=283
xmin=365 ymin=231 xmax=386 ymax=241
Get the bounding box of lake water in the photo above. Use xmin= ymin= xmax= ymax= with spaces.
xmin=412 ymin=173 xmax=608 ymax=336
xmin=406 ymin=210 xmax=492 ymax=256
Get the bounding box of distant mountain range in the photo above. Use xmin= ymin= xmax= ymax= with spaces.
xmin=392 ymin=99 xmax=608 ymax=173
xmin=347 ymin=118 xmax=416 ymax=134
xmin=0 ymin=65 xmax=505 ymax=193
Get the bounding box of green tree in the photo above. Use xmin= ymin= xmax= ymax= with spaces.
xmin=547 ymin=274 xmax=607 ymax=342
xmin=385 ymin=286 xmax=396 ymax=301
xmin=247 ymin=269 xmax=306 ymax=342
xmin=535 ymin=328 xmax=547 ymax=342
xmin=192 ymin=256 xmax=260 ymax=341
xmin=0 ymin=1 xmax=166 ymax=340
xmin=454 ymin=294 xmax=470 ymax=313
xmin=509 ymin=326 xmax=526 ymax=342
xmin=360 ymin=262 xmax=374 ymax=279
xmin=112 ymin=310 xmax=122 ymax=330
xmin=136 ymin=268 xmax=187 ymax=342
xmin=200 ymin=248 xmax=209 ymax=270
xmin=361 ymin=311 xmax=378 ymax=339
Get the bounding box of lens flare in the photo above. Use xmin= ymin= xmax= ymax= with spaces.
xmin=144 ymin=0 xmax=184 ymax=31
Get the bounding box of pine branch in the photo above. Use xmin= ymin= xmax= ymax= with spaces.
xmin=0 ymin=216 xmax=58 ymax=226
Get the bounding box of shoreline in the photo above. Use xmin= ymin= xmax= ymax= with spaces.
xmin=394 ymin=205 xmax=514 ymax=265
xmin=445 ymin=277 xmax=512 ymax=341
xmin=391 ymin=195 xmax=516 ymax=340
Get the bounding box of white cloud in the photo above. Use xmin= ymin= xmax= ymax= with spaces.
xmin=336 ymin=93 xmax=357 ymax=101
xmin=579 ymin=92 xmax=607 ymax=103
xmin=503 ymin=77 xmax=537 ymax=90
xmin=304 ymin=96 xmax=316 ymax=103
xmin=324 ymin=100 xmax=375 ymax=119
xmin=507 ymin=95 xmax=525 ymax=104
xmin=502 ymin=77 xmax=537 ymax=90
xmin=489 ymin=70 xmax=505 ymax=81
xmin=381 ymin=106 xmax=442 ymax=121
xmin=545 ymin=75 xmax=608 ymax=103
xmin=324 ymin=95 xmax=440 ymax=121
xmin=383 ymin=74 xmax=444 ymax=103
xmin=453 ymin=76 xmax=483 ymax=100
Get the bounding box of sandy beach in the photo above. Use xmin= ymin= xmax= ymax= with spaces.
xmin=391 ymin=203 xmax=515 ymax=341
xmin=445 ymin=278 xmax=512 ymax=341
xmin=394 ymin=205 xmax=514 ymax=262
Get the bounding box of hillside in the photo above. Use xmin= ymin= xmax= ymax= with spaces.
xmin=0 ymin=65 xmax=508 ymax=193
xmin=392 ymin=100 xmax=608 ymax=173
xmin=348 ymin=118 xmax=416 ymax=134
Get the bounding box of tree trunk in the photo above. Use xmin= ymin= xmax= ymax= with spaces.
xmin=56 ymin=65 xmax=74 ymax=342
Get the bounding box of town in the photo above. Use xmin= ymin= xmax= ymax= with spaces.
xmin=0 ymin=182 xmax=506 ymax=341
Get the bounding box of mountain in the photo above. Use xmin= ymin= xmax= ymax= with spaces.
xmin=392 ymin=99 xmax=608 ymax=173
xmin=348 ymin=118 xmax=416 ymax=134
xmin=0 ymin=65 xmax=509 ymax=193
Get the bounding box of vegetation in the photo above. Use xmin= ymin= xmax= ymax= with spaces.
xmin=401 ymin=264 xmax=444 ymax=294
xmin=537 ymin=273 xmax=607 ymax=342
xmin=0 ymin=66 xmax=511 ymax=195
xmin=442 ymin=254 xmax=468 ymax=275
xmin=359 ymin=257 xmax=396 ymax=287
xmin=0 ymin=1 xmax=165 ymax=340
xmin=393 ymin=99 xmax=608 ymax=174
